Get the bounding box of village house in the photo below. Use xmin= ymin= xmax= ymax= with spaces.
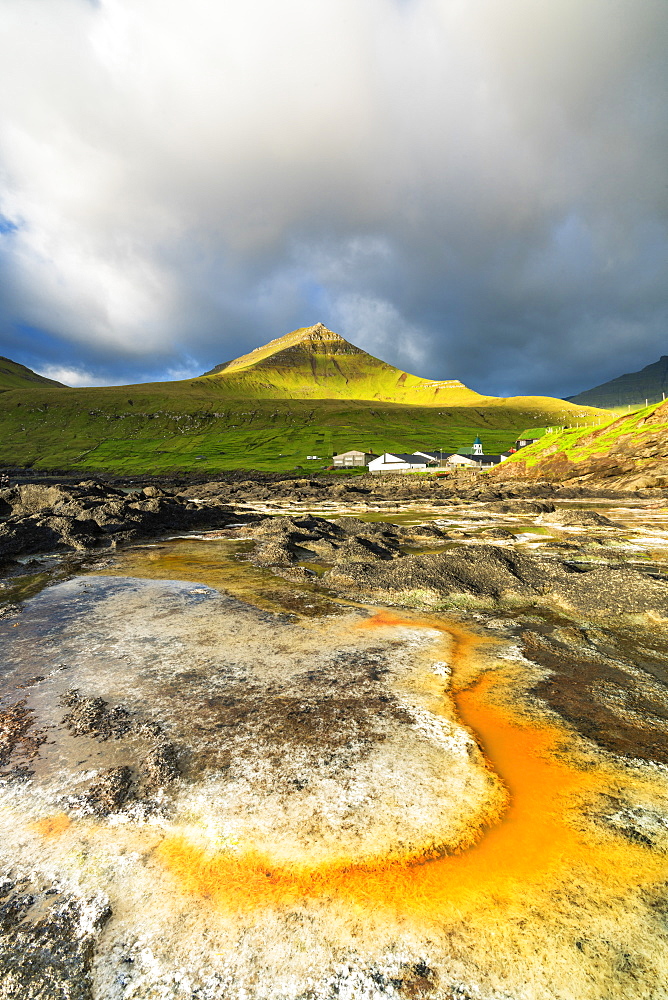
xmin=368 ymin=452 xmax=440 ymax=474
xmin=445 ymin=454 xmax=479 ymax=469
xmin=332 ymin=450 xmax=378 ymax=467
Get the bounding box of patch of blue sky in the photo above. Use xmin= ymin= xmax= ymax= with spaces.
xmin=300 ymin=278 xmax=332 ymax=325
xmin=0 ymin=216 xmax=18 ymax=236
xmin=13 ymin=323 xmax=65 ymax=355
xmin=0 ymin=323 xmax=63 ymax=374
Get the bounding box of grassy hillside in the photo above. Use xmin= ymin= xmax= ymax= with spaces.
xmin=0 ymin=324 xmax=610 ymax=474
xmin=0 ymin=356 xmax=65 ymax=392
xmin=567 ymin=355 xmax=668 ymax=409
xmin=490 ymin=401 xmax=668 ymax=486
xmin=0 ymin=385 xmax=566 ymax=474
xmin=199 ymin=324 xmax=485 ymax=405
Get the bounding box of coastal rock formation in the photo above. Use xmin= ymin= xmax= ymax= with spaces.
xmin=242 ymin=512 xmax=668 ymax=616
xmin=0 ymin=482 xmax=241 ymax=561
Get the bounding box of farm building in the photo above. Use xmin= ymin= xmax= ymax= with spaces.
xmin=446 ymin=454 xmax=479 ymax=468
xmin=332 ymin=450 xmax=378 ymax=467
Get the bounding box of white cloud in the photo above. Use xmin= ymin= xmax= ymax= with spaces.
xmin=36 ymin=365 xmax=117 ymax=387
xmin=0 ymin=0 xmax=666 ymax=394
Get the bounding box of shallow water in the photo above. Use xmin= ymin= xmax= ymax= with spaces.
xmin=1 ymin=507 xmax=668 ymax=999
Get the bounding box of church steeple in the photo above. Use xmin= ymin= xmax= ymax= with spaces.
xmin=472 ymin=436 xmax=483 ymax=456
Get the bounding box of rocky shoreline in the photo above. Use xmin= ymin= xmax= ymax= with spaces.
xmin=0 ymin=480 xmax=243 ymax=565
xmin=1 ymin=475 xmax=668 ymax=999
xmin=3 ymin=474 xmax=668 ymax=612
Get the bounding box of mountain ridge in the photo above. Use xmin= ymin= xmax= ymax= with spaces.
xmin=197 ymin=323 xmax=481 ymax=406
xmin=0 ymin=356 xmax=66 ymax=392
xmin=567 ymin=355 xmax=668 ymax=409
xmin=0 ymin=323 xmax=610 ymax=473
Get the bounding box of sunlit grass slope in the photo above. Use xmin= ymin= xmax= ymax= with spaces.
xmin=0 ymin=324 xmax=609 ymax=473
xmin=199 ymin=323 xmax=484 ymax=405
xmin=0 ymin=387 xmax=559 ymax=473
xmin=0 ymin=356 xmax=64 ymax=392
xmin=490 ymin=400 xmax=668 ymax=483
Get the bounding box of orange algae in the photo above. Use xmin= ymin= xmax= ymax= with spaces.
xmin=157 ymin=611 xmax=666 ymax=917
xmin=31 ymin=814 xmax=71 ymax=839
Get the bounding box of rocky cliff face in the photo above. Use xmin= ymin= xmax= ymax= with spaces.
xmin=490 ymin=401 xmax=668 ymax=489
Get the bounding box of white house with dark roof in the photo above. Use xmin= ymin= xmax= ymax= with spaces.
xmin=368 ymin=452 xmax=440 ymax=474
xmin=445 ymin=454 xmax=479 ymax=468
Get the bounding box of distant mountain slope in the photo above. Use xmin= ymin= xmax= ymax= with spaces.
xmin=0 ymin=323 xmax=609 ymax=474
xmin=567 ymin=356 xmax=668 ymax=409
xmin=490 ymin=400 xmax=668 ymax=488
xmin=199 ymin=323 xmax=483 ymax=405
xmin=0 ymin=356 xmax=65 ymax=391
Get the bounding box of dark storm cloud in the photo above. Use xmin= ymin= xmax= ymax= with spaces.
xmin=0 ymin=0 xmax=666 ymax=395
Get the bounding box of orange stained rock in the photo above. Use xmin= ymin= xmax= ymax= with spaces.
xmin=31 ymin=814 xmax=71 ymax=839
xmin=157 ymin=611 xmax=666 ymax=917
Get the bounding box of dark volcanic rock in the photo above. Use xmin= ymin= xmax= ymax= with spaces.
xmin=488 ymin=500 xmax=556 ymax=514
xmin=0 ymin=481 xmax=243 ymax=563
xmin=537 ymin=509 xmax=619 ymax=528
xmin=142 ymin=741 xmax=180 ymax=792
xmin=323 ymin=545 xmax=668 ymax=614
xmin=84 ymin=766 xmax=134 ymax=815
xmin=247 ymin=514 xmax=445 ymax=569
xmin=0 ymin=878 xmax=110 ymax=1000
xmin=60 ymin=690 xmax=133 ymax=740
xmin=0 ymin=698 xmax=48 ymax=774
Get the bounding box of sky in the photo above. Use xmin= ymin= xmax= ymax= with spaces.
xmin=0 ymin=0 xmax=666 ymax=397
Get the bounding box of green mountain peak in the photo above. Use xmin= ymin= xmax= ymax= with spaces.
xmin=198 ymin=324 xmax=481 ymax=405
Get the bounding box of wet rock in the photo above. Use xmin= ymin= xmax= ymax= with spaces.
xmin=0 ymin=699 xmax=48 ymax=773
xmin=83 ymin=766 xmax=134 ymax=815
xmin=60 ymin=690 xmax=133 ymax=740
xmin=0 ymin=878 xmax=110 ymax=1000
xmin=142 ymin=742 xmax=180 ymax=792
xmin=0 ymin=514 xmax=99 ymax=560
xmin=0 ymin=481 xmax=245 ymax=563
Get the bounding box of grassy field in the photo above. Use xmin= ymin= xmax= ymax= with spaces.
xmin=0 ymin=326 xmax=610 ymax=474
xmin=0 ymin=384 xmax=607 ymax=474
